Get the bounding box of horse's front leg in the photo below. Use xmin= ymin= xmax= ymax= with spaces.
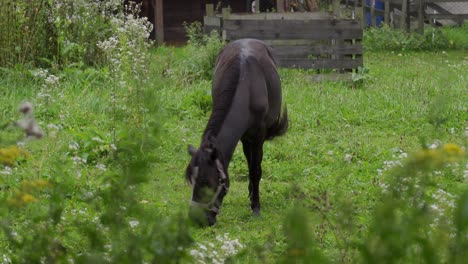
xmin=248 ymin=138 xmax=264 ymax=216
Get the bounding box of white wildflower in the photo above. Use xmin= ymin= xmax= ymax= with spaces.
xmin=344 ymin=154 xmax=353 ymax=163
xmin=129 ymin=220 xmax=139 ymax=228
xmin=31 ymin=68 xmax=49 ymax=79
xmin=92 ymin=137 xmax=104 ymax=143
xmin=1 ymin=166 xmax=13 ymax=175
xmin=428 ymin=140 xmax=441 ymax=149
xmin=69 ymin=142 xmax=80 ymax=151
xmin=3 ymin=254 xmax=12 ymax=264
xmin=96 ymin=163 xmax=107 ymax=171
xmin=44 ymin=74 xmax=60 ymax=86
xmin=47 ymin=123 xmax=62 ymax=130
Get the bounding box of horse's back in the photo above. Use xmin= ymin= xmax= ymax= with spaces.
xmin=213 ymin=39 xmax=286 ymax=140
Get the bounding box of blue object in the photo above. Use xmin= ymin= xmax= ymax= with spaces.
xmin=366 ymin=0 xmax=384 ymax=26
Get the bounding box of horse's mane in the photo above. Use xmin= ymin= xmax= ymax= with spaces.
xmin=202 ymin=51 xmax=241 ymax=140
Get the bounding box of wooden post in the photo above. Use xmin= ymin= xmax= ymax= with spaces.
xmin=277 ymin=0 xmax=285 ymax=12
xmin=222 ymin=7 xmax=231 ymax=19
xmin=400 ymin=0 xmax=408 ymax=31
xmin=256 ymin=0 xmax=260 ymax=13
xmin=333 ymin=0 xmax=341 ymax=17
xmin=370 ymin=0 xmax=376 ymax=27
xmin=384 ymin=0 xmax=390 ymax=25
xmin=361 ymin=0 xmax=366 ymax=28
xmin=154 ymin=0 xmax=164 ymax=44
xmin=206 ymin=4 xmax=214 ymax=17
xmin=417 ymin=0 xmax=424 ymax=34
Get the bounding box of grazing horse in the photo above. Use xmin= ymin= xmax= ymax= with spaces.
xmin=186 ymin=39 xmax=288 ymax=226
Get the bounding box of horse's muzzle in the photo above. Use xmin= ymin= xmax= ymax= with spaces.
xmin=189 ymin=206 xmax=217 ymax=227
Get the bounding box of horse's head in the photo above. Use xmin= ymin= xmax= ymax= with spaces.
xmin=185 ymin=139 xmax=229 ymax=227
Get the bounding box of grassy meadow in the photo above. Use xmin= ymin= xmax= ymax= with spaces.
xmin=1 ymin=43 xmax=467 ymax=262
xmin=0 ymin=3 xmax=467 ymax=261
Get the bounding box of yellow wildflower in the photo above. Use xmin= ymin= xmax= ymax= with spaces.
xmin=442 ymin=143 xmax=464 ymax=157
xmin=0 ymin=145 xmax=28 ymax=166
xmin=21 ymin=179 xmax=51 ymax=192
xmin=415 ymin=149 xmax=439 ymax=162
xmin=21 ymin=193 xmax=37 ymax=204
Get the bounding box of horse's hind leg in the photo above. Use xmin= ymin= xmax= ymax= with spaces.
xmin=242 ymin=137 xmax=264 ymax=216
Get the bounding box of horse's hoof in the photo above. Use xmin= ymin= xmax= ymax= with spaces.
xmin=252 ymin=209 xmax=261 ymax=217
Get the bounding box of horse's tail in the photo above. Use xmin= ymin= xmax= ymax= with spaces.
xmin=266 ymin=105 xmax=288 ymax=140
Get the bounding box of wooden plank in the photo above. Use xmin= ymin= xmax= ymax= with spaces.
xmin=426 ymin=14 xmax=468 ymax=20
xmin=385 ymin=0 xmax=390 ymax=25
xmin=333 ymin=0 xmax=341 ymax=17
xmin=371 ymin=0 xmax=376 ymax=27
xmin=277 ymin=0 xmax=285 ymax=12
xmin=223 ymin=19 xmax=363 ymax=31
xmin=225 ymin=28 xmax=363 ymax=41
xmin=424 ymin=0 xmax=468 ymax=2
xmin=400 ymin=0 xmax=408 ymax=30
xmin=206 ymin=4 xmax=214 ymax=17
xmin=417 ymin=0 xmax=423 ymax=34
xmin=361 ymin=0 xmax=366 ymax=28
xmin=227 ymin=12 xmax=332 ymax=20
xmin=204 ymin=16 xmax=222 ymax=27
xmin=204 ymin=26 xmax=221 ymax=35
xmin=264 ymin=39 xmax=362 ymax=46
xmin=222 ymin=7 xmax=231 ymax=19
xmin=308 ymin=73 xmax=354 ymax=82
xmin=278 ymin=58 xmax=363 ymax=69
xmin=273 ymin=44 xmax=363 ymax=57
xmin=154 ymin=0 xmax=164 ymax=44
xmin=223 ymin=19 xmax=362 ymax=40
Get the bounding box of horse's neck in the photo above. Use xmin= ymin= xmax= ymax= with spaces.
xmin=213 ymin=90 xmax=250 ymax=167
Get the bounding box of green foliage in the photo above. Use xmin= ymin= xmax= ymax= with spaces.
xmin=442 ymin=23 xmax=468 ymax=49
xmin=0 ymin=0 xmax=54 ymax=67
xmin=0 ymin=0 xmax=149 ymax=68
xmin=364 ymin=24 xmax=460 ymax=51
xmin=281 ymin=206 xmax=329 ymax=263
xmin=351 ymin=66 xmax=371 ymax=88
xmin=171 ymin=22 xmax=225 ymax=83
xmin=360 ymin=143 xmax=466 ymax=263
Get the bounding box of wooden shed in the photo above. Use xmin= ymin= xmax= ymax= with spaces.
xmin=141 ymin=0 xmax=279 ymax=44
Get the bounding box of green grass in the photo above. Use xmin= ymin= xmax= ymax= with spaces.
xmin=1 ymin=48 xmax=467 ymax=262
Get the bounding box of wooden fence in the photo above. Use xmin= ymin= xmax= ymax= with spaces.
xmin=349 ymin=0 xmax=468 ymax=33
xmin=204 ymin=4 xmax=363 ymax=72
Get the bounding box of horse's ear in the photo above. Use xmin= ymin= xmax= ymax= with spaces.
xmin=188 ymin=145 xmax=197 ymax=156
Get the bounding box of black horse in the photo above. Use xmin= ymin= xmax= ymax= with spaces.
xmin=186 ymin=39 xmax=288 ymax=226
